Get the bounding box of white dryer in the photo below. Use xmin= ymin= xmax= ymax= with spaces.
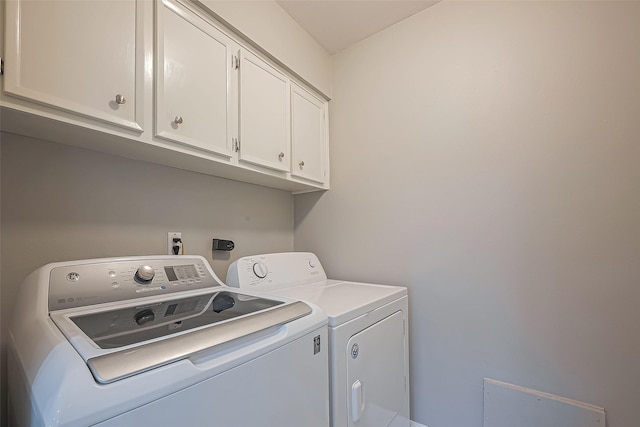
xmin=8 ymin=255 xmax=330 ymax=427
xmin=227 ymin=252 xmax=410 ymax=427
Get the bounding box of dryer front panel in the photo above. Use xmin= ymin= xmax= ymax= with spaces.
xmin=346 ymin=311 xmax=407 ymax=427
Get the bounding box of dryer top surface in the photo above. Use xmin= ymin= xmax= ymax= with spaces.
xmin=271 ymin=280 xmax=406 ymax=326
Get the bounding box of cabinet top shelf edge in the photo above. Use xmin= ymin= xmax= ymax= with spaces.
xmin=187 ymin=0 xmax=331 ymax=102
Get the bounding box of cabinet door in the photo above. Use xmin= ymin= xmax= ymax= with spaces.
xmin=347 ymin=311 xmax=407 ymax=427
xmin=155 ymin=0 xmax=232 ymax=157
xmin=3 ymin=0 xmax=141 ymax=131
xmin=238 ymin=50 xmax=290 ymax=172
xmin=291 ymin=83 xmax=327 ymax=184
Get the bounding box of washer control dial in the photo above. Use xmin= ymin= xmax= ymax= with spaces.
xmin=135 ymin=265 xmax=155 ymax=283
xmin=134 ymin=309 xmax=155 ymax=326
xmin=252 ymin=261 xmax=268 ymax=279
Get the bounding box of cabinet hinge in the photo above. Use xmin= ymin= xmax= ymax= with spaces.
xmin=233 ymin=55 xmax=240 ymax=70
xmin=233 ymin=137 xmax=240 ymax=152
xmin=1 ymin=58 xmax=4 ymax=75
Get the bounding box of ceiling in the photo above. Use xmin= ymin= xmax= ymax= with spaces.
xmin=276 ymin=0 xmax=439 ymax=54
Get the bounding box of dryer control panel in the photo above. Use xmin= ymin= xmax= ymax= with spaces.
xmin=226 ymin=252 xmax=328 ymax=291
xmin=49 ymin=256 xmax=221 ymax=311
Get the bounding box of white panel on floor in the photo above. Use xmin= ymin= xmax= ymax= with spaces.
xmin=483 ymin=378 xmax=605 ymax=427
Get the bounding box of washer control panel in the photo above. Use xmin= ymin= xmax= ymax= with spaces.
xmin=49 ymin=256 xmax=220 ymax=311
xmin=226 ymin=252 xmax=327 ymax=292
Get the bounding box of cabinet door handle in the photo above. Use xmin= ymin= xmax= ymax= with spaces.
xmin=278 ymin=152 xmax=285 ymax=161
xmin=174 ymin=116 xmax=184 ymax=125
xmin=115 ymin=94 xmax=126 ymax=105
xmin=299 ymin=160 xmax=305 ymax=168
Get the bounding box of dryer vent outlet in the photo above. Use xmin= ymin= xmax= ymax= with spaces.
xmin=212 ymin=239 xmax=234 ymax=251
xmin=168 ymin=232 xmax=183 ymax=255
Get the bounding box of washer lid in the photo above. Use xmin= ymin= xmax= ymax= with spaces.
xmin=67 ymin=291 xmax=283 ymax=349
xmin=272 ymin=280 xmax=406 ymax=326
xmin=50 ymin=290 xmax=315 ymax=384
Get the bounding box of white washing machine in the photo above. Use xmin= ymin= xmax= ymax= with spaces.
xmin=8 ymin=255 xmax=330 ymax=427
xmin=227 ymin=252 xmax=410 ymax=427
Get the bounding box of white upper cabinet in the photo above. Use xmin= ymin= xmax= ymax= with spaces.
xmin=1 ymin=0 xmax=329 ymax=193
xmin=155 ymin=0 xmax=233 ymax=157
xmin=3 ymin=0 xmax=142 ymax=131
xmin=238 ymin=49 xmax=291 ymax=173
xmin=290 ymin=83 xmax=327 ymax=184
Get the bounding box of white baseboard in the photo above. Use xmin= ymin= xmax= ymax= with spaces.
xmin=410 ymin=421 xmax=428 ymax=427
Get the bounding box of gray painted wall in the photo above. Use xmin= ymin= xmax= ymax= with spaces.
xmin=0 ymin=132 xmax=294 ymax=422
xmin=294 ymin=1 xmax=640 ymax=426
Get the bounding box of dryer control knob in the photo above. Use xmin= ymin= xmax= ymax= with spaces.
xmin=252 ymin=262 xmax=268 ymax=279
xmin=135 ymin=265 xmax=155 ymax=283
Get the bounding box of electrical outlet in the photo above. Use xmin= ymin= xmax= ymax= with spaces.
xmin=168 ymin=232 xmax=182 ymax=255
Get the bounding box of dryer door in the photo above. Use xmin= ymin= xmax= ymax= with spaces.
xmin=346 ymin=311 xmax=406 ymax=427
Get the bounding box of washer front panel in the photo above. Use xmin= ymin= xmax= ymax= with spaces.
xmin=49 ymin=257 xmax=218 ymax=311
